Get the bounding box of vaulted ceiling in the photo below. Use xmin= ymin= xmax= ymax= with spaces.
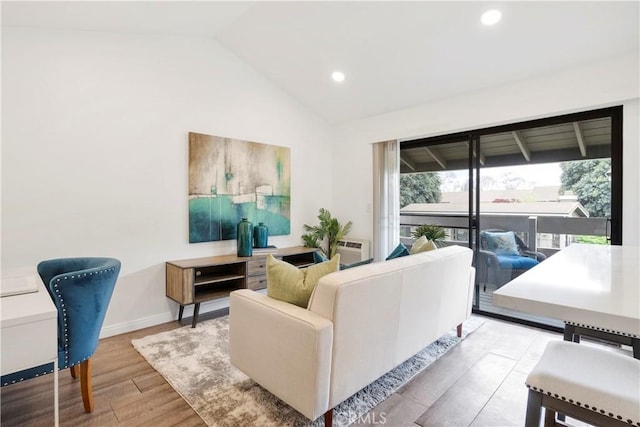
xmin=2 ymin=1 xmax=638 ymax=124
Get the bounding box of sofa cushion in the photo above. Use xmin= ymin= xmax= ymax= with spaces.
xmin=482 ymin=231 xmax=519 ymax=256
xmin=266 ymin=253 xmax=340 ymax=308
xmin=385 ymin=242 xmax=410 ymax=260
xmin=410 ymin=236 xmax=438 ymax=254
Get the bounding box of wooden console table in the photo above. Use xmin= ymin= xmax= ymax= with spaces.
xmin=166 ymin=246 xmax=317 ymax=327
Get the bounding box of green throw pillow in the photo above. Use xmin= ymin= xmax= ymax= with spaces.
xmin=410 ymin=236 xmax=438 ymax=254
xmin=266 ymin=253 xmax=340 ymax=308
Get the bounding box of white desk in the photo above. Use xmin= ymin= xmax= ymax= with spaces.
xmin=493 ymin=243 xmax=640 ymax=360
xmin=1 ymin=274 xmax=59 ymax=426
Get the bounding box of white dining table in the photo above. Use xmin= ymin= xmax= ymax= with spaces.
xmin=493 ymin=243 xmax=640 ymax=356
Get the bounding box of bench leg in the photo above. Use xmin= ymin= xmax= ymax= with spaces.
xmin=563 ymin=323 xmax=579 ymax=343
xmin=525 ymin=389 xmax=542 ymax=427
xmin=544 ymin=408 xmax=558 ymax=426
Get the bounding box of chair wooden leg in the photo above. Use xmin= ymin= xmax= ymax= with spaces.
xmin=324 ymin=408 xmax=333 ymax=426
xmin=80 ymin=358 xmax=94 ymax=413
xmin=70 ymin=365 xmax=79 ymax=379
xmin=457 ymin=323 xmax=462 ymax=338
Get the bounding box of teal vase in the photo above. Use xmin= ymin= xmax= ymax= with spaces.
xmin=253 ymin=222 xmax=269 ymax=248
xmin=237 ymin=218 xmax=253 ymax=257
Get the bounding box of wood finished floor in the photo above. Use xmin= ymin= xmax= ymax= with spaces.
xmin=1 ymin=314 xmax=630 ymax=426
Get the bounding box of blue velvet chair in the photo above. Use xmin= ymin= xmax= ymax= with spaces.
xmin=1 ymin=257 xmax=120 ymax=412
xmin=477 ymin=230 xmax=546 ymax=291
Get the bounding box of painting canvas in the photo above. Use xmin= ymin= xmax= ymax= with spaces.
xmin=188 ymin=132 xmax=291 ymax=243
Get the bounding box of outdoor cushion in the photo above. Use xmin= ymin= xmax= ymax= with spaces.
xmin=482 ymin=231 xmax=520 ymax=256
xmin=495 ymin=254 xmax=539 ymax=270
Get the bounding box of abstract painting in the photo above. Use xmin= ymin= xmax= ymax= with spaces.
xmin=188 ymin=132 xmax=291 ymax=243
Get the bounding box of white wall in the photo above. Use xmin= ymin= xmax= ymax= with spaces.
xmin=333 ymin=51 xmax=640 ymax=246
xmin=1 ymin=28 xmax=333 ymax=336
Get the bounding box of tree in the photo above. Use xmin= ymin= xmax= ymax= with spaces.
xmin=400 ymin=172 xmax=442 ymax=208
xmin=560 ymin=159 xmax=611 ymax=217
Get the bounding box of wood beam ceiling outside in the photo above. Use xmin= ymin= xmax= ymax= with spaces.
xmin=511 ymin=130 xmax=531 ymax=162
xmin=465 ymin=142 xmax=485 ymax=166
xmin=572 ymin=122 xmax=587 ymax=157
xmin=424 ymin=147 xmax=447 ymax=169
xmin=400 ymin=153 xmax=416 ymax=172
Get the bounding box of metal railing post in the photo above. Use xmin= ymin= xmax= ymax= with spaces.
xmin=528 ymin=216 xmax=538 ymax=251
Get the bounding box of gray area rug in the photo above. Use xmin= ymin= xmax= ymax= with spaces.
xmin=132 ymin=315 xmax=484 ymax=427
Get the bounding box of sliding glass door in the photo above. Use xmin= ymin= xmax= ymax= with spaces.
xmin=399 ymin=106 xmax=623 ymax=329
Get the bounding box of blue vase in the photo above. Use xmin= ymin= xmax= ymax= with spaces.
xmin=253 ymin=222 xmax=269 ymax=248
xmin=237 ymin=218 xmax=253 ymax=257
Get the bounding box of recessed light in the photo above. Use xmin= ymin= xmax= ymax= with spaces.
xmin=481 ymin=9 xmax=502 ymax=26
xmin=331 ymin=71 xmax=345 ymax=83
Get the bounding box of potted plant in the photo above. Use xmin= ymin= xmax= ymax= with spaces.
xmin=412 ymin=224 xmax=446 ymax=247
xmin=302 ymin=208 xmax=352 ymax=259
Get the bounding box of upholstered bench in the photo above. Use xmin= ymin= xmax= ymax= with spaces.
xmin=525 ymin=340 xmax=640 ymax=427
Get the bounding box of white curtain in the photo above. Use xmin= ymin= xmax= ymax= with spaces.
xmin=372 ymin=140 xmax=400 ymax=261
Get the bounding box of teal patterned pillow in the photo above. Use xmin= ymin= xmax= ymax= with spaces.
xmin=482 ymin=231 xmax=519 ymax=256
xmin=386 ymin=243 xmax=410 ymax=260
xmin=340 ymin=258 xmax=374 ymax=270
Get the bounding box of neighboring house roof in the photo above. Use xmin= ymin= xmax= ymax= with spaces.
xmin=401 ymin=201 xmax=588 ymax=217
xmin=440 ymin=186 xmax=565 ymax=204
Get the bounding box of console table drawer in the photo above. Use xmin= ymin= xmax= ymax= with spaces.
xmin=247 ymin=259 xmax=268 ymax=276
xmin=247 ymin=275 xmax=267 ymax=291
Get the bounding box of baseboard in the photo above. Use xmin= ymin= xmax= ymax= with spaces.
xmin=100 ymin=296 xmax=232 ymax=338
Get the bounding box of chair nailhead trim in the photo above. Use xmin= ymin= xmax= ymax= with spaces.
xmin=526 ymin=383 xmax=639 ymax=426
xmin=54 ymin=266 xmax=116 ymax=368
xmin=564 ymin=321 xmax=640 ymax=339
xmin=3 ymin=264 xmax=116 ymax=387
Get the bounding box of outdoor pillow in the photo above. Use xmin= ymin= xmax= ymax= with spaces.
xmin=482 ymin=231 xmax=520 ymax=256
xmin=266 ymin=253 xmax=340 ymax=308
xmin=385 ymin=242 xmax=410 ymax=260
xmin=410 ymin=236 xmax=438 ymax=254
xmin=340 ymin=257 xmax=374 ymax=270
xmin=495 ymin=254 xmax=539 ymax=270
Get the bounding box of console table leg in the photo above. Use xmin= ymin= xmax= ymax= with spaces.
xmin=191 ymin=303 xmax=200 ymax=328
xmin=178 ymin=305 xmax=184 ymax=322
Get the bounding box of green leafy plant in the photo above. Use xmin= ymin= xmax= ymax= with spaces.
xmin=411 ymin=224 xmax=446 ymax=246
xmin=302 ymin=208 xmax=352 ymax=258
xmin=576 ymin=235 xmax=608 ymax=245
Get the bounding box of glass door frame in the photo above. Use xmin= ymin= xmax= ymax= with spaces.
xmin=400 ymin=106 xmax=623 ymax=324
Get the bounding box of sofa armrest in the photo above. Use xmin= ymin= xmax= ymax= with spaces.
xmin=229 ymin=289 xmax=333 ymax=421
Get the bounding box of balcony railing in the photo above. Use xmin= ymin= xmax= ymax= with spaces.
xmin=400 ymin=213 xmax=609 ymax=256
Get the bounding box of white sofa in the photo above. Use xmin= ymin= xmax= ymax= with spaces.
xmin=229 ymin=245 xmax=475 ymax=425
